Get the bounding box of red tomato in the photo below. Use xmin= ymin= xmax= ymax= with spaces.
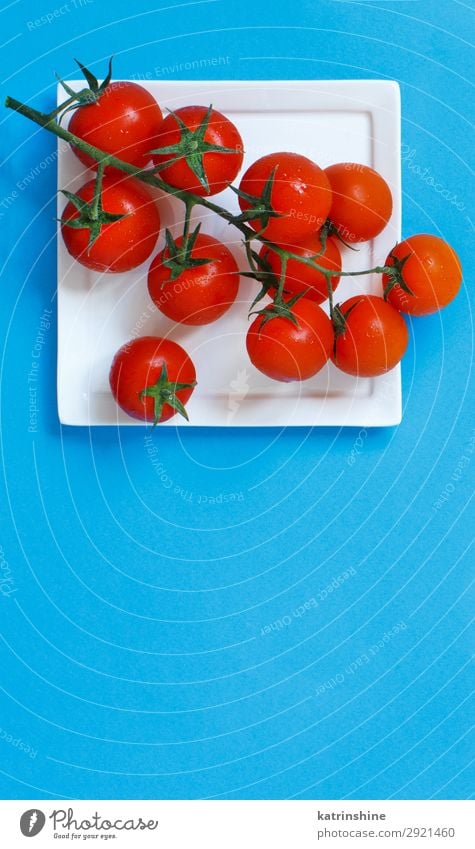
xmin=383 ymin=234 xmax=462 ymax=315
xmin=332 ymin=295 xmax=408 ymax=377
xmin=109 ymin=336 xmax=196 ymax=423
xmin=151 ymin=105 xmax=244 ymax=196
xmin=246 ymin=299 xmax=333 ymax=382
xmin=61 ymin=175 xmax=160 ymax=273
xmin=238 ymin=152 xmax=332 ymax=243
xmin=259 ymin=233 xmax=341 ymax=304
xmin=68 ymin=81 xmax=163 ymax=169
xmin=148 ymin=232 xmax=240 ymax=325
xmin=324 ymin=162 xmax=393 ymax=242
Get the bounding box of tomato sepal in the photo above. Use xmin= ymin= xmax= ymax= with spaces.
xmin=331 ymin=299 xmax=362 ymax=339
xmin=249 ymin=289 xmax=310 ymax=330
xmin=229 ymin=167 xmax=283 ymax=230
xmin=239 ymin=247 xmax=280 ymax=311
xmin=382 ymin=251 xmax=415 ymax=300
xmin=139 ymin=362 xmax=197 ymax=426
xmin=161 ymin=224 xmax=215 ymax=282
xmin=59 ymin=186 xmax=128 ymax=251
xmin=321 ymin=218 xmax=359 ymax=252
xmin=55 ymin=57 xmax=114 ymax=122
xmin=151 ymin=105 xmax=240 ymax=192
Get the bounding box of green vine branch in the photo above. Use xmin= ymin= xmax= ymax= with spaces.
xmin=5 ymin=82 xmax=402 ymax=329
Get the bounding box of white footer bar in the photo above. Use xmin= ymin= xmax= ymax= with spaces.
xmin=1 ymin=799 xmax=473 ymax=847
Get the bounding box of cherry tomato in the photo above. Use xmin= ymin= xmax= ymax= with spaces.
xmin=109 ymin=336 xmax=196 ymax=424
xmin=324 ymin=162 xmax=393 ymax=242
xmin=259 ymin=232 xmax=341 ymax=305
xmin=332 ymin=295 xmax=408 ymax=377
xmin=246 ymin=299 xmax=333 ymax=382
xmin=68 ymin=81 xmax=163 ymax=169
xmin=151 ymin=105 xmax=244 ymax=196
xmin=238 ymin=152 xmax=332 ymax=243
xmin=148 ymin=232 xmax=240 ymax=325
xmin=61 ymin=175 xmax=160 ymax=273
xmin=383 ymin=234 xmax=462 ymax=315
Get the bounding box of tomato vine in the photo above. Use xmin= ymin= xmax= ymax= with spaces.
xmin=5 ymin=60 xmax=404 ymax=333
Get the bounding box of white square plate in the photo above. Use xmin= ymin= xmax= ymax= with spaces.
xmin=57 ymin=79 xmax=401 ymax=427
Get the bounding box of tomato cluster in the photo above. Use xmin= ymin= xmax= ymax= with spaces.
xmin=54 ymin=63 xmax=462 ymax=425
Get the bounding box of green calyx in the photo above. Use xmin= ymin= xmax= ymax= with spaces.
xmin=322 ymin=218 xmax=359 ymax=252
xmin=151 ymin=104 xmax=240 ymax=192
xmin=250 ymin=290 xmax=309 ymax=330
xmin=331 ymin=299 xmax=363 ymax=356
xmin=331 ymin=300 xmax=360 ymax=338
xmin=240 ymin=247 xmax=280 ymax=312
xmin=382 ymin=251 xmax=414 ymax=300
xmin=60 ymin=165 xmax=127 ymax=251
xmin=230 ymin=166 xmax=282 ymax=230
xmin=55 ymin=57 xmax=113 ymax=121
xmin=161 ymin=223 xmax=214 ymax=282
xmin=139 ymin=363 xmax=197 ymax=425
xmin=243 ymin=237 xmax=336 ymax=314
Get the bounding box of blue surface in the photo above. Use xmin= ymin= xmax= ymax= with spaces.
xmin=0 ymin=0 xmax=473 ymax=801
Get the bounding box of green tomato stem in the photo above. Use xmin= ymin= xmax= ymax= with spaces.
xmin=47 ymin=94 xmax=79 ymax=119
xmin=90 ymin=161 xmax=105 ymax=221
xmin=182 ymin=197 xmax=196 ymax=244
xmin=276 ymin=254 xmax=288 ymax=301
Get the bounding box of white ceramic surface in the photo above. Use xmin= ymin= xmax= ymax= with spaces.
xmin=57 ymin=79 xmax=401 ymax=427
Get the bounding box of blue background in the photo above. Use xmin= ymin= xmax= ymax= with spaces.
xmin=0 ymin=0 xmax=473 ymax=801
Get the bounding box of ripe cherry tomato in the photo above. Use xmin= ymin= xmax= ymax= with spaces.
xmin=259 ymin=233 xmax=341 ymax=305
xmin=332 ymin=295 xmax=408 ymax=377
xmin=151 ymin=105 xmax=244 ymax=196
xmin=383 ymin=234 xmax=462 ymax=315
xmin=246 ymin=299 xmax=333 ymax=382
xmin=238 ymin=152 xmax=332 ymax=243
xmin=109 ymin=336 xmax=196 ymax=424
xmin=68 ymin=81 xmax=163 ymax=169
xmin=324 ymin=162 xmax=393 ymax=243
xmin=61 ymin=175 xmax=160 ymax=273
xmin=148 ymin=232 xmax=240 ymax=325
